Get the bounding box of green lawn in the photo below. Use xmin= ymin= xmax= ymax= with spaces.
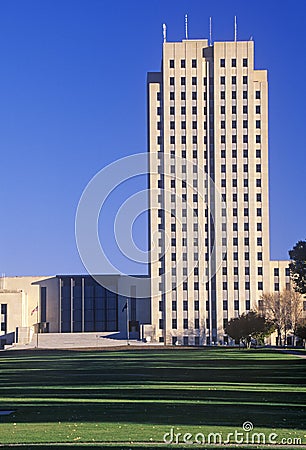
xmin=0 ymin=348 xmax=305 ymax=449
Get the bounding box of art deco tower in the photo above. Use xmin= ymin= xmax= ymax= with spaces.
xmin=148 ymin=34 xmax=270 ymax=345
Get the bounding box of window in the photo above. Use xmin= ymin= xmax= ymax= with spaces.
xmin=181 ymin=136 xmax=186 ymax=144
xmin=192 ymin=106 xmax=197 ymax=115
xmin=170 ymin=92 xmax=175 ymax=100
xmin=221 ymin=150 xmax=226 ymax=158
xmin=246 ymin=300 xmax=250 ymax=310
xmin=245 ymin=267 xmax=249 ymax=275
xmin=243 ymin=91 xmax=248 ymax=99
xmin=234 ymin=300 xmax=239 ymax=310
xmin=274 ymin=268 xmax=279 ymax=276
xmin=194 ymin=319 xmax=199 ymax=329
xmin=233 ymin=208 xmax=237 ymax=217
xmin=192 ymin=121 xmax=197 ymax=129
xmin=232 ymin=120 xmax=237 ymax=128
xmin=181 ymin=59 xmax=186 ymax=68
xmin=232 ymin=179 xmax=237 ymax=187
xmin=232 ymin=58 xmax=236 ymax=67
xmin=192 ymin=59 xmax=197 ymax=68
xmin=256 ymin=164 xmax=261 ymax=173
xmin=245 ymin=282 xmax=250 ymax=290
xmin=258 ymin=267 xmax=263 ymax=275
xmin=159 ymin=319 xmax=164 ymax=329
xmin=170 ymin=136 xmax=175 ymax=144
xmin=244 ymin=223 xmax=249 ymax=231
xmin=170 ymin=106 xmax=175 ymax=115
xmin=223 ymin=282 xmax=228 ymax=290
xmin=243 ymin=164 xmax=248 ymax=173
xmin=194 ymin=301 xmax=199 ymax=311
xmin=257 ymin=208 xmax=262 ymax=217
xmin=232 ymin=135 xmax=237 ymax=143
xmin=232 ymin=164 xmax=237 ymax=172
xmin=244 ymin=179 xmax=248 ymax=187
xmin=221 ymin=105 xmax=225 ymax=114
xmin=181 ymin=121 xmax=186 ymax=129
xmin=243 ymin=149 xmax=248 ymax=158
xmin=256 ymin=105 xmax=261 ymax=114
xmin=256 ymin=149 xmax=261 ymax=158
xmin=257 ymin=223 xmax=262 ymax=231
xmin=285 ymin=268 xmax=290 ymax=277
xmin=243 ymin=120 xmax=248 ymax=128
xmin=232 ymin=76 xmax=236 ymax=84
xmin=257 ymin=193 xmax=262 ymax=202
xmin=243 ymin=76 xmax=248 ymax=84
xmin=220 ymin=76 xmax=225 ymax=85
xmin=256 ymin=90 xmax=261 ymax=99
xmin=192 ymin=77 xmax=197 ymax=85
xmin=245 ymin=252 xmax=249 ymax=260
xmin=181 ymin=77 xmax=186 ymax=85
xmin=170 ymin=121 xmax=175 ymax=129
xmin=233 ymin=252 xmax=238 ymax=260
xmin=233 ymin=237 xmax=238 ymax=246
xmin=243 ymin=105 xmax=248 ymax=114
xmin=243 ymin=135 xmax=248 ymax=143
xmin=157 ymin=92 xmax=161 ymax=101
xmin=170 ymin=77 xmax=174 ymax=85
xmin=172 ymin=319 xmax=177 ymax=329
xmin=244 ymin=208 xmax=249 ymax=216
xmin=220 ymin=58 xmax=225 ymax=67
xmin=193 ymin=150 xmax=197 ymax=159
xmin=232 ymin=149 xmax=237 ymax=158
xmin=192 ymin=92 xmax=197 ymax=100
xmin=181 ymin=92 xmax=186 ymax=100
xmin=221 ymin=91 xmax=225 ymax=99
xmin=234 ymin=282 xmax=239 ymax=290
xmin=221 ymin=120 xmax=226 ymax=129
xmin=257 ymin=252 xmax=262 ymax=261
xmin=256 ymin=179 xmax=262 ymax=187
xmin=258 ymin=282 xmax=263 ymax=290
xmin=256 ymin=120 xmax=261 ymax=129
xmin=169 ymin=59 xmax=174 ymax=68
xmin=221 ymin=135 xmax=226 ymax=143
xmin=232 ymin=105 xmax=237 ymax=114
xmin=192 ymin=136 xmax=197 ymax=144
xmin=223 ymin=301 xmax=228 ymax=310
xmin=257 ymin=237 xmax=262 ymax=246
xmin=181 ymin=106 xmax=185 ymax=115
xmin=243 ymin=58 xmax=248 ymax=67
xmin=232 ymin=91 xmax=237 ymax=99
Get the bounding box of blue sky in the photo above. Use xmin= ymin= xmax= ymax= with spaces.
xmin=0 ymin=0 xmax=305 ymax=276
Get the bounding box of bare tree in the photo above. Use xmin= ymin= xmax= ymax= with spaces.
xmin=258 ymin=289 xmax=303 ymax=346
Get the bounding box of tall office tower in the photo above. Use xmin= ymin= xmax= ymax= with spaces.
xmin=148 ymin=36 xmax=270 ymax=345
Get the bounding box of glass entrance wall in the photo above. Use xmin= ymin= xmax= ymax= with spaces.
xmin=60 ymin=276 xmax=118 ymax=333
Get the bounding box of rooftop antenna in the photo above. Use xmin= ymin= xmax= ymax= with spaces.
xmin=209 ymin=17 xmax=212 ymax=46
xmin=234 ymin=16 xmax=237 ymax=42
xmin=163 ymin=23 xmax=167 ymax=43
xmin=185 ymin=14 xmax=188 ymax=40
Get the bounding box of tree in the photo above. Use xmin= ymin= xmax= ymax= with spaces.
xmin=225 ymin=311 xmax=275 ymax=349
xmin=289 ymin=240 xmax=306 ymax=295
xmin=259 ymin=289 xmax=303 ymax=346
xmin=295 ymin=320 xmax=306 ymax=348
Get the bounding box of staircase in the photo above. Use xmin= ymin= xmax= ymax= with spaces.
xmin=10 ymin=331 xmax=138 ymax=349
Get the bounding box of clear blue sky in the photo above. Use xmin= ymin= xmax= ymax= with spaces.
xmin=0 ymin=0 xmax=305 ymax=276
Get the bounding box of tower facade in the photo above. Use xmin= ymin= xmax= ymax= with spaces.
xmin=148 ymin=38 xmax=270 ymax=345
